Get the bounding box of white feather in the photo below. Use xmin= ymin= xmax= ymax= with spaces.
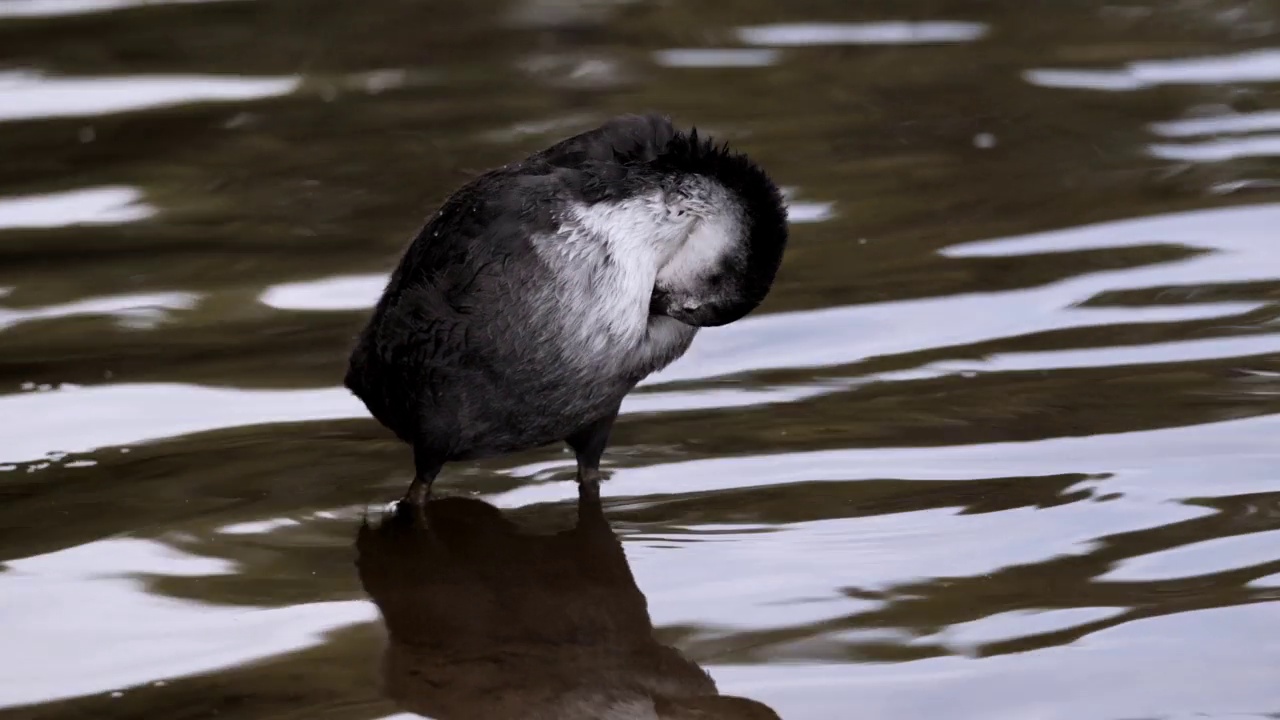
xmin=533 ymin=181 xmax=742 ymax=369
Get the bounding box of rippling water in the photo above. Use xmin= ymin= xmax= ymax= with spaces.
xmin=2 ymin=0 xmax=1280 ymax=718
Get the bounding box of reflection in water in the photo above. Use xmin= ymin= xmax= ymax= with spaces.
xmin=258 ymin=273 xmax=389 ymax=312
xmin=0 ymin=382 xmax=356 ymax=463
xmin=0 ymin=291 xmax=197 ymax=334
xmin=0 ymin=70 xmax=300 ymax=122
xmin=0 ymin=186 xmax=153 ymax=229
xmin=0 ymin=537 xmax=375 ymax=709
xmin=1151 ymin=108 xmax=1280 ymax=137
xmin=1025 ymin=48 xmax=1280 ymax=90
xmin=652 ymin=49 xmax=781 ymax=69
xmin=1146 ymin=102 xmax=1280 ymax=164
xmin=736 ymin=21 xmax=988 ymax=46
xmin=3 ymin=0 xmax=1280 ymax=717
xmin=0 ymin=0 xmax=245 ymax=19
xmin=356 ymin=493 xmax=780 ymax=720
xmin=1149 ymin=134 xmax=1280 ymax=163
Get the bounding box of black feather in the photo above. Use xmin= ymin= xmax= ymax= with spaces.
xmin=345 ymin=113 xmax=789 ymax=498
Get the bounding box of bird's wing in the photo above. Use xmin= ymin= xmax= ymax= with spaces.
xmin=533 ymin=113 xmax=676 ymax=169
xmin=372 ymin=168 xmax=558 ymax=364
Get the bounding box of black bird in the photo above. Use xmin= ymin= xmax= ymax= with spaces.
xmin=345 ymin=113 xmax=789 ymax=509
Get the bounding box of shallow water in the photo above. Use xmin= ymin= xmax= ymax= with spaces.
xmin=2 ymin=0 xmax=1280 ymax=718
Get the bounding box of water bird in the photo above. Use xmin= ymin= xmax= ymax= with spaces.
xmin=345 ymin=113 xmax=789 ymax=509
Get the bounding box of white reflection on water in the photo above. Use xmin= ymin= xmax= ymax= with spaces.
xmin=217 ymin=517 xmax=302 ymax=535
xmin=1146 ymin=108 xmax=1280 ymax=162
xmin=0 ymin=70 xmax=300 ymax=122
xmin=895 ymin=332 xmax=1280 ymax=376
xmin=781 ymin=187 xmax=836 ymax=224
xmin=1098 ymin=528 xmax=1280 ymax=582
xmin=1150 ymin=109 xmax=1280 ymax=137
xmin=1149 ymin=134 xmax=1280 ymax=162
xmin=258 ymin=273 xmax=387 ymax=311
xmin=0 ymin=0 xmax=245 ymax=19
xmin=0 ymin=291 xmax=198 ymax=332
xmin=0 ymin=186 xmax=154 ymax=229
xmin=0 ymin=384 xmax=362 ymax=464
xmin=625 ymin=497 xmax=1208 ymax=631
xmin=737 ymin=21 xmax=988 ymax=46
xmin=787 ymin=200 xmax=835 ymax=223
xmin=1025 ymin=48 xmax=1280 ymax=90
xmin=710 ymin=603 xmax=1280 ymax=720
xmin=652 ymin=48 xmax=780 ymax=68
xmin=0 ymin=538 xmax=376 ymax=709
xmin=917 ymin=607 xmax=1128 ymax=652
xmin=940 ymin=201 xmax=1279 ymax=259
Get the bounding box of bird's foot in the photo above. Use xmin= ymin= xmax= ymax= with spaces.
xmin=400 ymin=477 xmax=433 ymax=526
xmin=577 ymin=468 xmax=602 ymax=502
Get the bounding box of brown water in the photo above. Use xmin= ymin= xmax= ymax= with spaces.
xmin=2 ymin=0 xmax=1280 ymax=718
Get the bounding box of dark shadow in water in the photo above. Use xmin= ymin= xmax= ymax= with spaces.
xmin=355 ymin=490 xmax=780 ymax=720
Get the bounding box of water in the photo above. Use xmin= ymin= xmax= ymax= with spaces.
xmin=2 ymin=0 xmax=1279 ymax=717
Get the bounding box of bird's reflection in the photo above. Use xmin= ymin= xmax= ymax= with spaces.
xmin=355 ymin=488 xmax=781 ymax=720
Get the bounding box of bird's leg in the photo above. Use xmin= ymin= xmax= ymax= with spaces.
xmin=576 ymin=478 xmax=607 ymax=530
xmin=404 ymin=443 xmax=444 ymax=525
xmin=565 ymin=407 xmax=619 ymax=501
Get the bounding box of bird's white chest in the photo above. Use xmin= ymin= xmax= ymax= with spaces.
xmin=534 ymin=198 xmax=697 ymax=372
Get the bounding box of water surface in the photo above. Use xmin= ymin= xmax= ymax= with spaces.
xmin=2 ymin=0 xmax=1280 ymax=718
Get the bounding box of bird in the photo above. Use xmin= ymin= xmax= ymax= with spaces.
xmin=344 ymin=113 xmax=789 ymax=510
